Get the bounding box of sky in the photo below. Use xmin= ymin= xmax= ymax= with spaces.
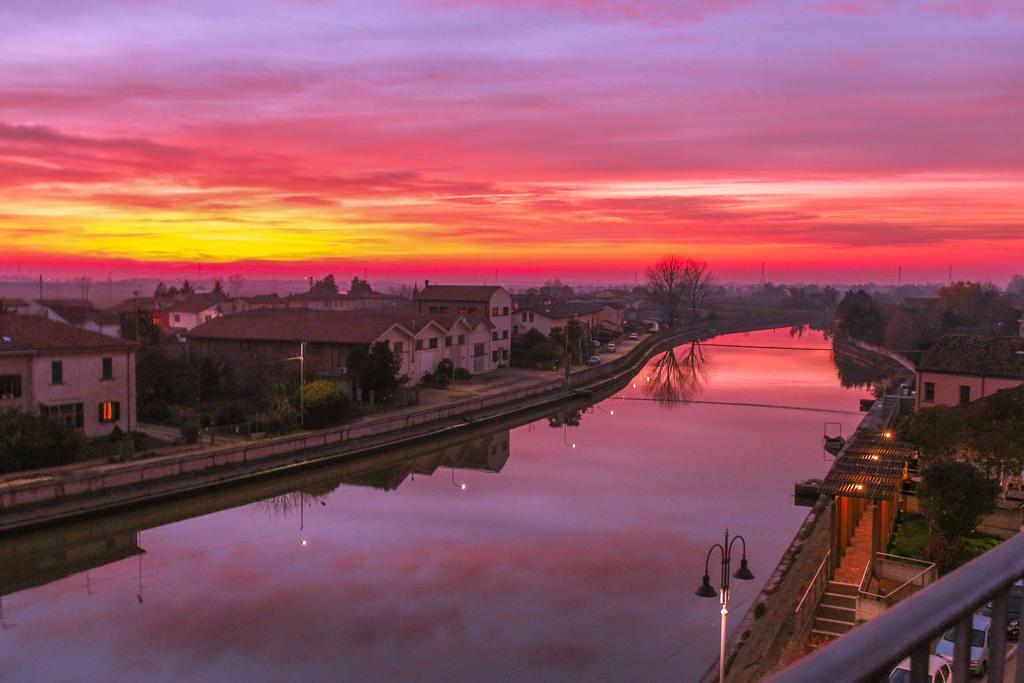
xmin=1 ymin=0 xmax=1022 ymax=284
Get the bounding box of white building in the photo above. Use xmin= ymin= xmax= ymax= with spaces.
xmin=514 ymin=302 xmax=624 ymax=337
xmin=0 ymin=314 xmax=137 ymax=438
xmin=415 ymin=284 xmax=512 ymax=368
xmin=34 ymin=299 xmax=122 ymax=338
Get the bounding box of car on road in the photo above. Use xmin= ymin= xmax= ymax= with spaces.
xmin=934 ymin=613 xmax=992 ymax=676
xmin=888 ymin=654 xmax=952 ymax=683
xmin=980 ymin=579 xmax=1022 ymax=641
xmin=589 ymin=340 xmax=601 ymax=349
xmin=605 ymin=343 xmax=616 ymax=352
xmin=628 ymin=332 xmax=639 ymax=341
xmin=586 ymin=355 xmax=601 ymax=366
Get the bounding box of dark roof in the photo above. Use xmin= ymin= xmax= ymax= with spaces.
xmin=36 ymin=299 xmax=119 ymax=326
xmin=186 ymin=309 xmax=489 ymax=345
xmin=286 ymin=290 xmax=345 ymax=302
xmin=526 ymin=302 xmax=608 ymax=319
xmin=417 ymin=285 xmax=503 ymax=302
xmin=820 ymin=430 xmax=917 ymax=500
xmin=242 ymin=294 xmax=284 ymax=304
xmin=0 ymin=314 xmax=135 ymax=353
xmin=163 ymin=297 xmax=225 ymax=313
xmin=0 ymin=298 xmax=30 ymax=308
xmin=917 ymin=334 xmax=1024 ymax=379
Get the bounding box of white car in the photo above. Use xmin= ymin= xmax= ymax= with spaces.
xmin=628 ymin=332 xmax=639 ymax=341
xmin=934 ymin=613 xmax=991 ymax=676
xmin=889 ymin=654 xmax=951 ymax=683
xmin=586 ymin=355 xmax=601 ymax=366
xmin=605 ymin=343 xmax=616 ymax=352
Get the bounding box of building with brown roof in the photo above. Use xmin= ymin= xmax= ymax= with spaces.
xmin=186 ymin=308 xmax=500 ymax=387
xmin=35 ymin=299 xmax=122 ymax=338
xmin=415 ymin=283 xmax=512 ymax=367
xmin=513 ymin=302 xmax=624 ymax=337
xmin=0 ymin=314 xmax=136 ymax=438
xmin=916 ymin=334 xmax=1024 ymax=409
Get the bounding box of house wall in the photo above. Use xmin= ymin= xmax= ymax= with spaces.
xmin=27 ymin=350 xmax=136 ymax=439
xmin=417 ymin=289 xmax=511 ymax=370
xmin=916 ymin=371 xmax=1023 ymax=409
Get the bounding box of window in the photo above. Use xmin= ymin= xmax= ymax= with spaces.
xmin=457 ymin=335 xmax=465 ymax=345
xmin=959 ymin=385 xmax=971 ymax=405
xmin=415 ymin=339 xmax=424 ymax=351
xmin=924 ymin=382 xmax=935 ymax=402
xmin=521 ymin=312 xmax=528 ymax=322
xmin=528 ymin=312 xmax=534 ymax=322
xmin=41 ymin=402 xmax=84 ymax=429
xmin=502 ymin=306 xmax=509 ymax=315
xmin=393 ymin=341 xmax=404 ymax=354
xmin=492 ymin=331 xmax=499 ymax=341
xmin=51 ymin=360 xmax=63 ymax=385
xmin=429 ymin=305 xmax=449 ymax=314
xmin=501 ymin=348 xmax=509 ymax=360
xmin=0 ymin=374 xmax=21 ymax=399
xmin=492 ymin=350 xmax=500 ymax=362
xmin=492 ymin=306 xmax=499 ymax=316
xmin=502 ymin=330 xmax=509 ymax=339
xmin=102 ymin=357 xmax=113 ymax=380
xmin=173 ymin=314 xmax=181 ymax=323
xmin=445 ymin=336 xmax=452 ymax=347
xmin=429 ymin=337 xmax=438 ymax=349
xmin=474 ymin=343 xmax=485 ymax=357
xmin=98 ymin=401 xmax=121 ymax=424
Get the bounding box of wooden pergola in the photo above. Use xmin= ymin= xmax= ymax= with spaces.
xmin=820 ymin=430 xmax=918 ymax=568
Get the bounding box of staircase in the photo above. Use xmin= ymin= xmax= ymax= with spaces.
xmin=810 ymin=581 xmax=858 ymax=642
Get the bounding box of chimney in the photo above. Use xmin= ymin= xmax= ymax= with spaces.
xmin=424 ymin=279 xmax=430 ymax=287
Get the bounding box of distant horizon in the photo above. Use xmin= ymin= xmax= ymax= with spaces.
xmin=3 ymin=1 xmax=1023 ymax=284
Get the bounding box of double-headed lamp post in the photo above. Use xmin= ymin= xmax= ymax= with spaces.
xmin=696 ymin=528 xmax=754 ymax=683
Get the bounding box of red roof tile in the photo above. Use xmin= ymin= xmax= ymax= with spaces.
xmin=0 ymin=314 xmax=134 ymax=353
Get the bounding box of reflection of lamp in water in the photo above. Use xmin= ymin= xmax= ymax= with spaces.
xmin=137 ymin=531 xmax=144 ymax=604
xmin=451 ymin=467 xmax=467 ymax=490
xmin=695 ymin=529 xmax=755 ymax=683
xmin=562 ymin=425 xmax=576 ymax=449
xmin=299 ymin=494 xmax=308 ymax=546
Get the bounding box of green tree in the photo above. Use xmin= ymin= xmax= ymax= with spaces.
xmin=361 ymin=341 xmax=403 ymax=402
xmin=301 ymin=380 xmax=351 ymax=429
xmin=349 ymin=277 xmax=372 ymax=296
xmin=834 ymin=289 xmax=883 ymax=343
xmin=0 ymin=409 xmax=84 ymax=473
xmin=212 ymin=279 xmax=225 ymax=296
xmin=918 ymin=460 xmax=1000 ymax=565
xmin=964 ymin=387 xmax=1024 ymax=479
xmin=900 ymin=405 xmax=965 ymax=461
xmin=311 ymin=274 xmax=338 ymax=293
xmin=435 ymin=359 xmax=455 ymax=385
xmin=181 ymin=279 xmax=195 ymax=295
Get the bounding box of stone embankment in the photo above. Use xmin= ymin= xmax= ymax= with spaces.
xmin=0 ymin=312 xmax=816 ymax=533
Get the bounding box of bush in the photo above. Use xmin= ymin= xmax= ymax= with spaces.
xmin=453 ymin=368 xmax=471 ymax=382
xmin=0 ymin=409 xmax=84 ymax=473
xmin=181 ymin=418 xmax=201 ymax=444
xmin=436 ymin=359 xmax=455 ymax=380
xmin=301 ymin=380 xmax=351 ymax=429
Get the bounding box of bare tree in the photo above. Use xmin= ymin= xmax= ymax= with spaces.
xmin=681 ymin=258 xmax=714 ymax=320
xmin=645 ymin=255 xmax=688 ymax=324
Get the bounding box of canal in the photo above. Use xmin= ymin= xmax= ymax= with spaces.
xmin=0 ymin=326 xmax=876 ymax=682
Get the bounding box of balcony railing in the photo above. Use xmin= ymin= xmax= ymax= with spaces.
xmin=767 ymin=531 xmax=1024 ymax=683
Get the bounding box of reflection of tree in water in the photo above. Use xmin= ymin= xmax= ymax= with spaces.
xmin=255 ymin=491 xmax=328 ymax=518
xmin=832 ymin=345 xmax=889 ymax=394
xmin=788 ymin=324 xmax=807 ymax=339
xmin=547 ymin=407 xmax=583 ymax=428
xmin=644 ymin=342 xmax=708 ymax=406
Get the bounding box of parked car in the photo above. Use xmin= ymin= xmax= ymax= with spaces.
xmin=586 ymin=356 xmax=601 ymax=366
xmin=589 ymin=340 xmax=601 ymax=349
xmin=605 ymin=343 xmax=616 ymax=352
xmin=889 ymin=654 xmax=952 ymax=683
xmin=628 ymin=332 xmax=639 ymax=341
xmin=980 ymin=579 xmax=1022 ymax=641
xmin=934 ymin=614 xmax=992 ymax=676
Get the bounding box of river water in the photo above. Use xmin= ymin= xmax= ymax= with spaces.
xmin=0 ymin=326 xmax=875 ymax=682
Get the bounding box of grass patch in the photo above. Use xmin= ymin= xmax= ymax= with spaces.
xmin=888 ymin=513 xmax=1002 ymax=572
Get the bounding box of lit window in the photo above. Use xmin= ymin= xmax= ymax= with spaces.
xmin=99 ymin=401 xmax=121 ymax=424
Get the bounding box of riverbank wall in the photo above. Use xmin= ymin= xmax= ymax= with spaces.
xmin=0 ymin=312 xmax=818 ymax=533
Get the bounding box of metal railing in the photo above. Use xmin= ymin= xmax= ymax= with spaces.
xmin=767 ymin=531 xmax=1024 ymax=683
xmin=795 ymin=549 xmax=831 ymax=615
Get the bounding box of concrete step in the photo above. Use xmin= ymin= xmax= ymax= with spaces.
xmin=821 ymin=592 xmax=857 ymax=610
xmin=813 ymin=616 xmax=856 ymax=635
xmin=810 ymin=627 xmax=846 ymax=642
xmin=826 ymin=581 xmax=860 ymax=597
xmin=817 ymin=604 xmax=857 ymax=622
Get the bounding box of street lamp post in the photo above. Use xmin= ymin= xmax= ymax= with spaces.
xmin=283 ymin=342 xmax=306 ymax=426
xmin=696 ymin=528 xmax=754 ymax=683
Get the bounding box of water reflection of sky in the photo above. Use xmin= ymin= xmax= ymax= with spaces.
xmin=0 ymin=327 xmax=872 ymax=683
